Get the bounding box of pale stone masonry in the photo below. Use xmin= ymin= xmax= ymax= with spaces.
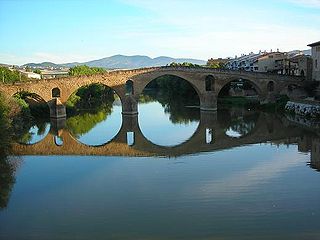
xmin=308 ymin=41 xmax=320 ymax=81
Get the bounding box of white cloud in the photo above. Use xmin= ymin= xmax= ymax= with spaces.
xmin=188 ymin=149 xmax=305 ymax=198
xmin=288 ymin=0 xmax=320 ymax=8
xmin=1 ymin=0 xmax=319 ymax=64
xmin=119 ymin=0 xmax=320 ymax=59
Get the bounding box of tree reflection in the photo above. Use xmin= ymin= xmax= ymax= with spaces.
xmin=66 ymin=105 xmax=113 ymax=137
xmin=14 ymin=119 xmax=50 ymax=145
xmin=0 ymin=155 xmax=19 ymax=209
xmin=65 ymin=84 xmax=119 ymax=137
xmin=140 ymin=75 xmax=200 ymax=124
xmin=218 ymin=108 xmax=259 ymax=138
xmin=66 ymin=84 xmax=115 ymax=114
xmin=0 ymin=106 xmax=17 ymax=210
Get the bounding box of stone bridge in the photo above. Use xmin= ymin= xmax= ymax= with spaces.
xmin=11 ymin=110 xmax=304 ymax=157
xmin=0 ymin=67 xmax=305 ymax=118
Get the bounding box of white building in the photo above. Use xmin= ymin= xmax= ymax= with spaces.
xmin=226 ymin=50 xmax=311 ymax=78
xmin=225 ymin=52 xmax=264 ymax=72
xmin=20 ymin=71 xmax=41 ymax=79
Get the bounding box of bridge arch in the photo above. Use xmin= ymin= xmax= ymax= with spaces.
xmin=65 ymin=82 xmax=122 ymax=105
xmin=216 ymin=77 xmax=263 ymax=98
xmin=12 ymin=90 xmax=50 ymax=115
xmin=132 ymin=72 xmax=203 ymax=99
xmin=136 ymin=74 xmax=201 ymax=146
xmin=66 ymin=108 xmax=123 ymax=147
xmin=64 ymin=83 xmax=123 ymax=146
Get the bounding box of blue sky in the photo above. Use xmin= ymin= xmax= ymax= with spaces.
xmin=0 ymin=0 xmax=319 ymax=65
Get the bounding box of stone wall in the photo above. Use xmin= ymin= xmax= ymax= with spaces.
xmin=285 ymin=100 xmax=320 ymax=118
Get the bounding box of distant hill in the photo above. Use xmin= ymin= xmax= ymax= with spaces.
xmin=20 ymin=50 xmax=312 ymax=69
xmin=23 ymin=55 xmax=207 ymax=69
xmin=22 ymin=61 xmax=64 ymax=69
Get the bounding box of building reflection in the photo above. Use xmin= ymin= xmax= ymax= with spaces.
xmin=299 ymin=135 xmax=320 ymax=171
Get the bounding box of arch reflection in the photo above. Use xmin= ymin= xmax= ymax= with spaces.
xmin=218 ymin=108 xmax=259 ymax=139
xmin=16 ymin=121 xmax=50 ymax=145
xmin=138 ymin=75 xmax=200 ymax=147
xmin=65 ymin=83 xmax=122 ymax=147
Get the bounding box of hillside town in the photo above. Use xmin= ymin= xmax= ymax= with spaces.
xmin=209 ymin=41 xmax=320 ymax=83
xmin=0 ymin=63 xmax=69 ymax=80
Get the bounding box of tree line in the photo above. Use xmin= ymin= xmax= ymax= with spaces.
xmin=0 ymin=66 xmax=27 ymax=83
xmin=68 ymin=65 xmax=106 ymax=76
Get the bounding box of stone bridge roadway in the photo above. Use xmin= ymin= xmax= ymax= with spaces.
xmin=0 ymin=67 xmax=305 ymax=118
xmin=12 ymin=111 xmax=304 ymax=157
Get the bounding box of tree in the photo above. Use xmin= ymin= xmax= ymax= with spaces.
xmin=168 ymin=62 xmax=201 ymax=68
xmin=0 ymin=66 xmax=27 ymax=83
xmin=69 ymin=65 xmax=106 ymax=76
xmin=207 ymin=58 xmax=228 ymax=69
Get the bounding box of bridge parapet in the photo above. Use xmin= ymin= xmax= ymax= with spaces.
xmin=0 ymin=66 xmax=304 ymax=87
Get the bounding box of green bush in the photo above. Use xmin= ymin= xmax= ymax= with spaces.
xmin=66 ymin=83 xmax=115 ymax=113
xmin=69 ymin=65 xmax=106 ymax=76
xmin=0 ymin=66 xmax=27 ymax=83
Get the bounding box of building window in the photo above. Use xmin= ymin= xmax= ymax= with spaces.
xmin=316 ymin=59 xmax=318 ymax=69
xmin=316 ymin=46 xmax=320 ymax=52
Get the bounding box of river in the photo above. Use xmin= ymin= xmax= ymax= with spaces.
xmin=0 ymin=90 xmax=319 ymax=240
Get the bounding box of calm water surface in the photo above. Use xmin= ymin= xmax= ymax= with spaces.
xmin=0 ymin=95 xmax=320 ymax=240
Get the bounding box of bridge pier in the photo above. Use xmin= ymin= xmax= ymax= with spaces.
xmin=266 ymin=93 xmax=277 ymax=104
xmin=122 ymin=114 xmax=139 ymax=132
xmin=47 ymin=98 xmax=66 ymax=119
xmin=50 ymin=118 xmax=66 ymax=146
xmin=118 ymin=113 xmax=139 ymax=146
xmin=50 ymin=117 xmax=66 ymax=133
xmin=200 ymin=93 xmax=217 ymax=111
xmin=122 ymin=95 xmax=138 ymax=115
xmin=200 ymin=110 xmax=218 ymax=144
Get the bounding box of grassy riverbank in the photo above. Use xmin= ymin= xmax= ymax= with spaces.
xmin=218 ymin=95 xmax=290 ymax=113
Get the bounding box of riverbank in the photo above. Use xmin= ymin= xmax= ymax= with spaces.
xmin=285 ymin=99 xmax=320 ymax=118
xmin=218 ymin=95 xmax=289 ymax=113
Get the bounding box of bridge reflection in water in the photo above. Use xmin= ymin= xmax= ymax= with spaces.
xmin=11 ymin=109 xmax=319 ymax=162
xmin=2 ymin=106 xmax=320 ymax=240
